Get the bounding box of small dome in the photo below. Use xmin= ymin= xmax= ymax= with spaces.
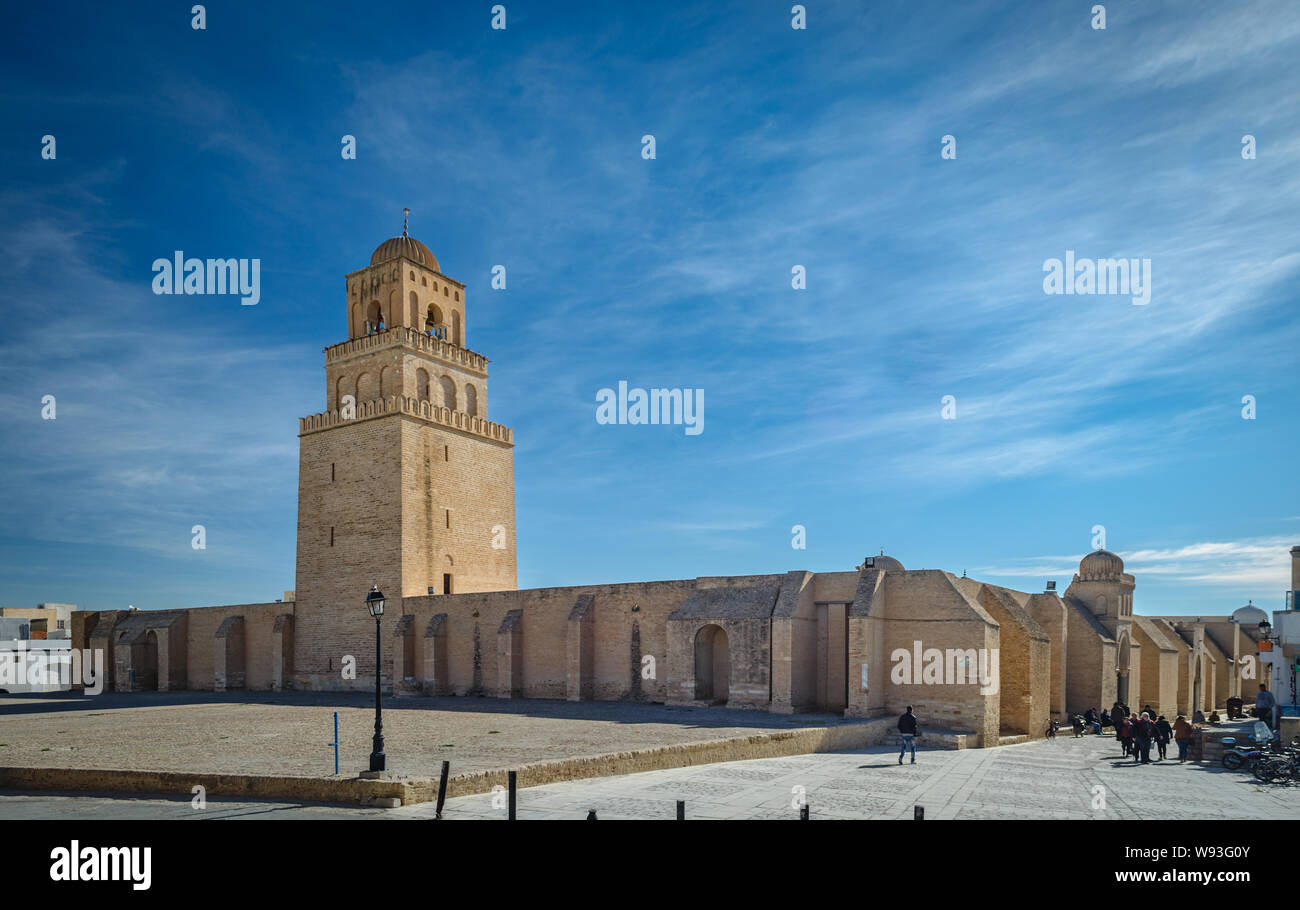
xmin=1232 ymin=602 xmax=1268 ymax=626
xmin=1079 ymin=549 xmax=1124 ymax=580
xmin=860 ymin=554 xmax=905 ymax=572
xmin=371 ymin=235 xmax=439 ymax=272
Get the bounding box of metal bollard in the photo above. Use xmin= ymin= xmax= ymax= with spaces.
xmin=331 ymin=712 xmax=339 ymax=776
xmin=914 ymin=805 xmax=924 ymax=820
xmin=800 ymin=803 xmax=809 ymax=820
xmin=508 ymin=770 xmax=517 ymax=820
xmin=677 ymin=799 xmax=685 ymax=820
xmin=435 ymin=760 xmax=450 ymax=818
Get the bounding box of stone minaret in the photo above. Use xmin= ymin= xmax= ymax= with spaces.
xmin=291 ymin=216 xmax=517 ymax=689
xmin=1066 ymin=549 xmax=1136 ymax=703
xmin=1067 ymin=549 xmax=1135 ymax=638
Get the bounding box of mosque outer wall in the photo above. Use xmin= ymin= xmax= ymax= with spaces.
xmin=63 ymin=561 xmax=1258 ymax=748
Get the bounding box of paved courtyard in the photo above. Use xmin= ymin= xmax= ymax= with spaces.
xmin=0 ymin=691 xmax=857 ymax=778
xmin=2 ymin=723 xmax=1297 ymax=819
xmin=418 ymin=726 xmax=1300 ymax=820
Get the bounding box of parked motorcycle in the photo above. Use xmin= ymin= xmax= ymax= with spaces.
xmin=1220 ymin=721 xmax=1288 ymax=771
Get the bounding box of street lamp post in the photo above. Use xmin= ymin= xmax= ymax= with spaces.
xmin=1256 ymin=618 xmax=1284 ymax=731
xmin=366 ymin=584 xmax=386 ymax=772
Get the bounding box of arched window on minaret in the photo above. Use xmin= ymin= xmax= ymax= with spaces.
xmin=425 ymin=304 xmax=445 ymax=340
xmin=366 ymin=301 xmax=383 ymax=334
xmin=466 ymin=384 xmax=478 ymax=417
xmin=409 ymin=291 xmax=419 ymax=328
xmin=439 ymin=376 xmax=457 ymax=411
xmin=416 ymin=369 xmax=430 ymax=403
xmin=452 ymin=311 xmax=462 ymax=347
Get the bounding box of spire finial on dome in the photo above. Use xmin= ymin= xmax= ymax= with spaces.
xmin=402 ymin=207 xmax=410 ymax=238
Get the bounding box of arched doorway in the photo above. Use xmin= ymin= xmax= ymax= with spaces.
xmin=694 ymin=625 xmax=729 ymax=705
xmin=134 ymin=631 xmax=159 ymax=691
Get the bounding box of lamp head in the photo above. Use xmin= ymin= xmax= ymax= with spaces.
xmin=365 ymin=584 xmax=386 ymax=617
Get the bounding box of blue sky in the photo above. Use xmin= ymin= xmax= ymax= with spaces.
xmin=1 ymin=0 xmax=1297 ymax=616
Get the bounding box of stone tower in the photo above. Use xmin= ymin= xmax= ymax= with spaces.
xmin=1066 ymin=549 xmax=1135 ymax=639
xmin=291 ymin=218 xmax=517 ymax=690
xmin=1066 ymin=549 xmax=1135 ymax=703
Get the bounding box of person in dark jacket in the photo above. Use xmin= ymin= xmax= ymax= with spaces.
xmin=1134 ymin=712 xmax=1154 ymax=764
xmin=898 ymin=706 xmax=919 ymax=764
xmin=1154 ymin=715 xmax=1172 ymax=760
xmin=1083 ymin=707 xmax=1101 ymax=735
xmin=1117 ymin=715 xmax=1131 ymax=756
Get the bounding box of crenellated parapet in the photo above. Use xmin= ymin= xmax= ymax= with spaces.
xmin=324 ymin=326 xmax=488 ymax=375
xmin=299 ymin=394 xmax=513 ymax=444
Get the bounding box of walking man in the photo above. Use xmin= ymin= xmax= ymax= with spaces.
xmin=898 ymin=705 xmax=920 ymax=764
xmin=1135 ymin=712 xmax=1154 ymax=764
xmin=1255 ymin=684 xmax=1277 ymax=730
xmin=1173 ymin=714 xmax=1193 ymax=762
xmin=1154 ymin=715 xmax=1171 ymax=761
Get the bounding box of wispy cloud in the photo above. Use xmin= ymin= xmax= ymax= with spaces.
xmin=977 ymin=537 xmax=1296 ymax=590
xmin=1 ymin=0 xmax=1296 ymax=611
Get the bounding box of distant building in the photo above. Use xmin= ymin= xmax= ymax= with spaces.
xmin=0 ymin=604 xmax=73 ymax=640
xmin=1254 ymin=546 xmax=1300 ymax=719
xmin=0 ymin=606 xmax=77 ymax=692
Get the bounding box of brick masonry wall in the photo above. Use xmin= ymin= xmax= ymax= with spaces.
xmin=1132 ymin=620 xmax=1179 ymax=719
xmin=968 ymin=584 xmax=1050 ymax=737
xmin=294 ymin=416 xmax=406 ymax=689
xmin=399 ymin=417 xmax=516 ymax=598
xmin=182 ymin=602 xmax=287 ymax=690
xmin=1065 ymin=601 xmax=1116 ymax=714
xmin=1026 ymin=593 xmax=1067 ymax=718
xmin=876 ymin=572 xmax=1001 ymax=745
xmin=399 ymin=578 xmax=701 ymax=700
xmin=770 ymin=572 xmax=815 ymax=713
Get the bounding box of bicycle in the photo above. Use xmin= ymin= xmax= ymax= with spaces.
xmin=1253 ymin=753 xmax=1299 ymax=783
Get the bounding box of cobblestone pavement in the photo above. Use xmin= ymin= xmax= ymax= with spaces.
xmin=407 ymin=728 xmax=1300 ymax=820
xmin=0 ymin=691 xmax=857 ymax=777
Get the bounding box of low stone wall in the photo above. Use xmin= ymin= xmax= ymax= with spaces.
xmin=1281 ymin=715 xmax=1299 ymax=744
xmin=880 ymin=729 xmax=977 ymax=749
xmin=0 ymin=766 xmax=414 ymax=805
xmin=0 ymin=717 xmax=895 ymax=807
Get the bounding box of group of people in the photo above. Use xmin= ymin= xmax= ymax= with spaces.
xmin=905 ymin=685 xmax=1282 ymax=767
xmin=1113 ymin=708 xmax=1195 ymax=763
xmin=1069 ymin=700 xmax=1196 ymax=762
